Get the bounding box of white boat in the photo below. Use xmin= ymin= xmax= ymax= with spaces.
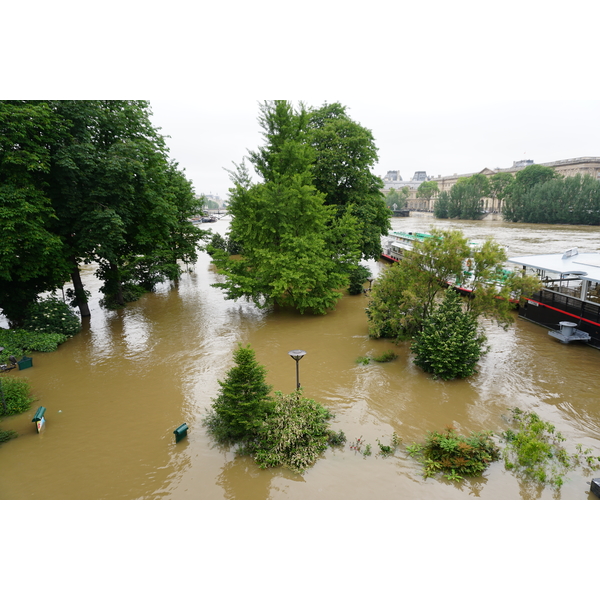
xmin=507 ymin=247 xmax=600 ymax=348
xmin=381 ymin=231 xmax=432 ymax=263
xmin=380 ymin=231 xmax=494 ymax=294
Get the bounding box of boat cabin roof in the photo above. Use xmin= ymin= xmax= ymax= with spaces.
xmin=507 ymin=249 xmax=600 ymax=283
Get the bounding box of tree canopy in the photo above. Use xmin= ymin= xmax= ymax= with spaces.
xmin=212 ymin=100 xmax=383 ymax=314
xmin=501 ymin=167 xmax=600 ymax=224
xmin=416 ymin=180 xmax=439 ymax=202
xmin=412 ymin=288 xmax=487 ymax=380
xmin=385 ymin=187 xmax=409 ymax=210
xmin=366 ymin=228 xmax=541 ymax=341
xmin=306 ymin=102 xmax=389 ymax=260
xmin=0 ymin=100 xmax=205 ymax=325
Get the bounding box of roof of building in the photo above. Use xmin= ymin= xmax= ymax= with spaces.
xmin=507 ymin=249 xmax=600 ymax=283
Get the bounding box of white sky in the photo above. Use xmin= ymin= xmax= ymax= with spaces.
xmin=7 ymin=0 xmax=599 ymax=200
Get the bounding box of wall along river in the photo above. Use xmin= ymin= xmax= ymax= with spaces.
xmin=1 ymin=215 xmax=599 ymax=500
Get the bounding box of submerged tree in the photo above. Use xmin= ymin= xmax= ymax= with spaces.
xmin=205 ymin=344 xmax=273 ymax=443
xmin=0 ymin=100 xmax=205 ymax=322
xmin=367 ymin=228 xmax=541 ymax=341
xmin=212 ymin=101 xmax=362 ymax=314
xmin=412 ymin=288 xmax=487 ymax=380
xmin=204 ymin=343 xmax=343 ymax=475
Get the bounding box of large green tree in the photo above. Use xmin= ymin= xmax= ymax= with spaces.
xmin=213 ymin=101 xmax=361 ymax=314
xmin=503 ymin=173 xmax=600 ymax=225
xmin=488 ymin=172 xmax=514 ymax=213
xmin=0 ymin=100 xmax=205 ymax=323
xmin=0 ymin=101 xmax=71 ymax=325
xmin=367 ymin=228 xmax=540 ymax=341
xmin=416 ymin=180 xmax=439 ymax=206
xmin=306 ymin=103 xmax=389 ymax=260
xmin=446 ymin=174 xmax=490 ymax=220
xmin=47 ymin=100 xmax=205 ymax=310
xmin=502 ymin=164 xmax=559 ymax=222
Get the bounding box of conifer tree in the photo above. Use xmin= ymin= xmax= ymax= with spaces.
xmin=412 ymin=288 xmax=486 ymax=380
xmin=207 ymin=344 xmax=273 ymax=443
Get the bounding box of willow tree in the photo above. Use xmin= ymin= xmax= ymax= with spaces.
xmin=213 ymin=101 xmax=361 ymax=314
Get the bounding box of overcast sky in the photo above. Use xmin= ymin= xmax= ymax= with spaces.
xmin=7 ymin=0 xmax=600 ymax=201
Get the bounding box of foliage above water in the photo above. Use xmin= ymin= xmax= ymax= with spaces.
xmin=204 ymin=344 xmax=344 ymax=474
xmin=0 ymin=428 xmax=17 ymax=444
xmin=0 ymin=328 xmax=67 ymax=358
xmin=502 ymin=408 xmax=600 ymax=489
xmin=249 ymin=390 xmax=337 ymax=474
xmin=22 ymin=297 xmax=81 ymax=337
xmin=0 ymin=100 xmax=206 ymax=323
xmin=349 ymin=432 xmax=401 ymax=458
xmin=412 ymin=288 xmax=487 ymax=380
xmin=347 ymin=264 xmax=372 ymax=295
xmin=211 ymin=101 xmax=389 ymax=315
xmin=355 ymin=350 xmax=398 ymax=365
xmin=406 ymin=426 xmax=500 ymax=482
xmin=204 ymin=344 xmax=273 ymax=444
xmin=0 ymin=376 xmax=36 ymax=416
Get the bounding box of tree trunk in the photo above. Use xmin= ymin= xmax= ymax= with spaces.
xmin=110 ymin=262 xmax=125 ymax=306
xmin=70 ymin=257 xmax=91 ymax=318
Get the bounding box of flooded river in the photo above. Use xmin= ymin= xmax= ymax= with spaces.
xmin=1 ymin=215 xmax=599 ymax=500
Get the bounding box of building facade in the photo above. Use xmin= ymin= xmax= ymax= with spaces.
xmin=384 ymin=157 xmax=600 ymax=213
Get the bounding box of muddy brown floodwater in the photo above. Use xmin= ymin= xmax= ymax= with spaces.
xmin=1 ymin=215 xmax=599 ymax=499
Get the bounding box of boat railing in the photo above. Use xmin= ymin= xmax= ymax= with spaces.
xmin=533 ymin=289 xmax=600 ymax=323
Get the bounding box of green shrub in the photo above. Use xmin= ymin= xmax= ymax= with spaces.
xmin=372 ymin=350 xmax=398 ymax=363
xmin=327 ymin=430 xmax=347 ymax=446
xmin=205 ymin=232 xmax=227 ymax=256
xmin=205 ymin=345 xmax=344 ymax=474
xmin=0 ymin=329 xmax=67 ymax=358
xmin=22 ymin=297 xmax=81 ymax=338
xmin=407 ymin=426 xmax=500 ymax=481
xmin=250 ymin=390 xmax=335 ymax=474
xmin=502 ymin=408 xmax=600 ymax=489
xmin=412 ymin=288 xmax=487 ymax=380
xmin=348 ymin=265 xmax=372 ymax=295
xmin=0 ymin=377 xmax=35 ymax=416
xmin=377 ymin=432 xmax=401 ymax=457
xmin=204 ymin=344 xmax=273 ymax=443
xmin=355 ymin=356 xmax=370 ymax=365
xmin=0 ymin=429 xmax=17 ymax=444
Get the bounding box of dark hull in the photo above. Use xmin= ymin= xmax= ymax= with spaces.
xmin=518 ymin=289 xmax=600 ymax=349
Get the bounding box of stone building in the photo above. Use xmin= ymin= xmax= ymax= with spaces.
xmin=388 ymin=157 xmax=600 ymax=213
xmin=382 ymin=170 xmax=434 ymax=210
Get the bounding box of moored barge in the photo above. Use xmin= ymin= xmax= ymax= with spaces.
xmin=507 ymin=248 xmax=600 ymax=349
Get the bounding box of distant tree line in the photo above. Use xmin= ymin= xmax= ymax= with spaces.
xmin=0 ymin=101 xmax=206 ymax=326
xmin=432 ymin=164 xmax=600 ymax=225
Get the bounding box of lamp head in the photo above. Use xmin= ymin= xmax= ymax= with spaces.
xmin=288 ymin=349 xmax=306 ymax=362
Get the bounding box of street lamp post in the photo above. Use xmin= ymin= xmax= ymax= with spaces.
xmin=288 ymin=350 xmax=306 ymax=390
